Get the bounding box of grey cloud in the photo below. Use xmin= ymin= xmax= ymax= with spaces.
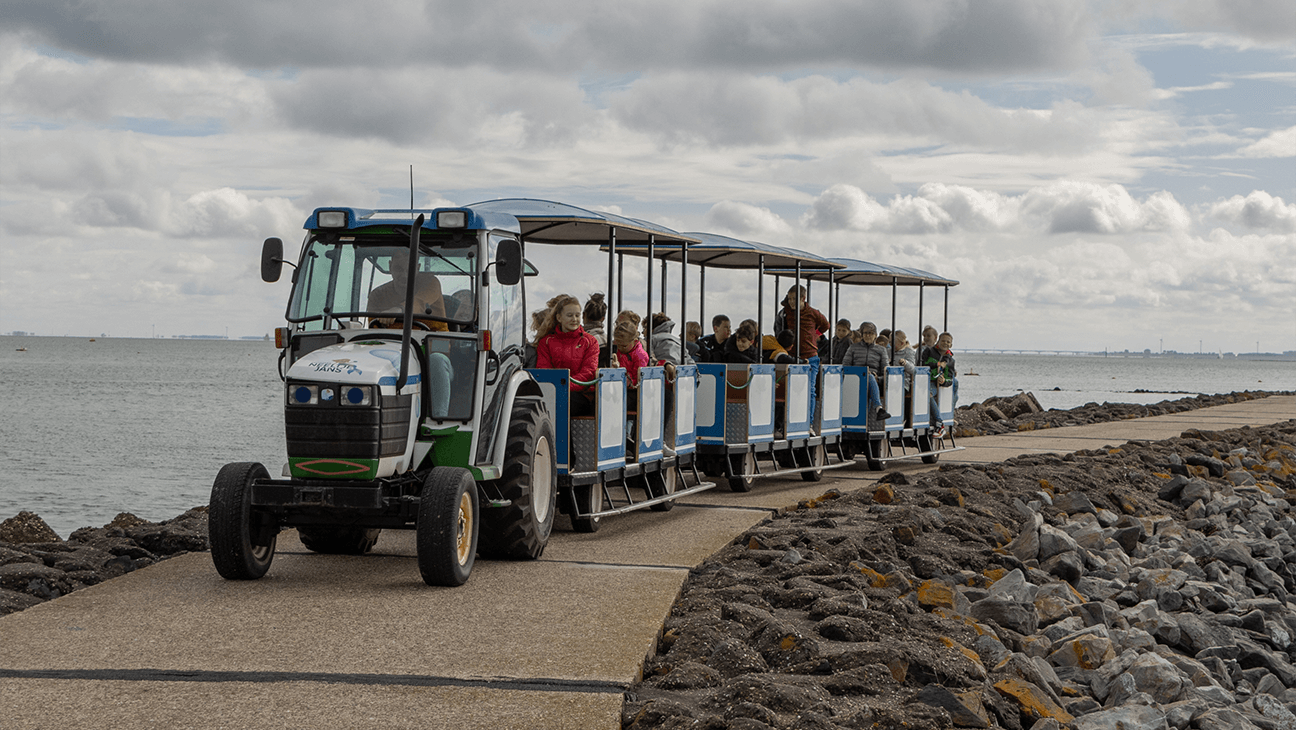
xmin=1158 ymin=0 xmax=1296 ymax=42
xmin=269 ymin=68 xmax=591 ymax=146
xmin=5 ymin=0 xmax=1093 ymax=74
xmin=609 ymin=74 xmax=1096 ymax=150
xmin=1209 ymin=191 xmax=1296 ymax=233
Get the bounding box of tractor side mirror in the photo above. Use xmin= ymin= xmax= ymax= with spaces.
xmin=495 ymin=239 xmax=522 ymax=286
xmin=261 ymin=237 xmax=284 ymax=282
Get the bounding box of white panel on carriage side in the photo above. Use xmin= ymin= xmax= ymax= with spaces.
xmin=842 ymin=374 xmax=860 ymax=419
xmin=912 ymin=372 xmax=929 ymax=422
xmin=750 ymin=373 xmax=773 ymax=428
xmin=823 ymin=374 xmax=841 ymax=421
xmin=600 ymin=380 xmax=624 ymax=449
xmin=939 ymin=385 xmax=954 ymax=420
xmin=677 ymin=375 xmax=696 ymax=436
xmin=886 ymin=372 xmax=905 ymax=415
xmin=642 ymin=378 xmax=663 ymax=442
xmin=696 ymin=373 xmax=717 ymax=428
xmin=537 ymin=381 xmax=557 ymax=422
xmin=788 ymin=373 xmax=808 ymax=424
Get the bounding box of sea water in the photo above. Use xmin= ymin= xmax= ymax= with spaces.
xmin=1 ymin=336 xmax=1293 ymax=537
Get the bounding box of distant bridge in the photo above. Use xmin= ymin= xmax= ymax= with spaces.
xmin=959 ymin=349 xmax=1098 ymax=356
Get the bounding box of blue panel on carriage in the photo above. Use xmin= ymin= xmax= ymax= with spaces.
xmin=910 ymin=367 xmax=931 ymax=431
xmin=885 ymin=367 xmax=907 ymax=433
xmin=696 ymin=363 xmax=725 ymax=443
xmin=841 ymin=366 xmax=868 ymax=433
xmin=748 ymin=364 xmax=776 ymax=443
xmin=782 ymin=363 xmax=812 ymax=440
xmin=596 ymin=369 xmax=627 ymax=470
xmin=526 ymin=368 xmax=571 ymax=475
xmin=819 ymin=364 xmax=843 ymax=436
xmin=637 ymin=366 xmax=666 ymax=462
xmin=674 ymin=364 xmax=698 ymax=454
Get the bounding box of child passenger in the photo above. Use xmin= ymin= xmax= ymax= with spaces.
xmin=582 ymin=293 xmax=608 ymax=346
xmin=722 ymin=319 xmax=761 ymax=363
xmin=536 ymin=294 xmax=600 ymax=416
xmin=843 ymin=322 xmax=888 ymax=421
xmin=819 ymin=318 xmax=851 ymax=364
xmin=612 ymin=321 xmax=649 ymax=387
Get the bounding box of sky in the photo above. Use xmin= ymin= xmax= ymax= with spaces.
xmin=1 ymin=0 xmax=1293 ymax=353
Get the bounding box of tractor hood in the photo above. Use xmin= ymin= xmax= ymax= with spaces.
xmin=286 ymin=340 xmax=421 ymax=393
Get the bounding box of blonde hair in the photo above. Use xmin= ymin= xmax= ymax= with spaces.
xmin=537 ymin=294 xmax=580 ymax=340
xmin=613 ymin=320 xmax=638 ymax=346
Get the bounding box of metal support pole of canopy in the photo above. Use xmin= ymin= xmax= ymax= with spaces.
xmin=606 ymin=229 xmax=617 ymax=364
xmin=890 ymin=278 xmax=898 ymax=342
xmin=757 ymin=256 xmax=766 ymax=340
xmin=660 ymin=258 xmax=667 ymax=319
xmin=918 ymin=282 xmax=925 ymax=349
xmin=681 ymin=244 xmax=689 ymax=349
xmin=699 ymin=265 xmax=706 ymax=327
xmin=646 ymin=234 xmax=655 ymax=360
xmin=794 ymin=261 xmax=803 ymax=359
xmin=617 ymin=253 xmax=624 ymax=314
xmin=772 ymin=274 xmax=780 ymax=336
xmin=943 ymin=285 xmax=950 ymax=333
xmin=827 ymin=269 xmax=835 ymax=361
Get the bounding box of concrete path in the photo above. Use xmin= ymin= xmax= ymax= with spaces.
xmin=2 ymin=396 xmax=1291 ymax=729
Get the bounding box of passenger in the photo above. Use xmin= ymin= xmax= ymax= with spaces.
xmin=843 ymin=321 xmax=888 ymax=421
xmin=918 ymin=326 xmax=939 ymax=365
xmin=648 ymin=312 xmax=692 ymax=366
xmin=536 ymin=294 xmax=599 ymax=416
xmin=523 ymin=308 xmax=547 ymax=369
xmin=721 ymin=319 xmax=760 ymax=363
xmin=583 ymin=293 xmax=608 ymax=347
xmin=779 ymin=285 xmax=828 ymax=420
xmin=684 ymin=321 xmax=702 ymax=361
xmin=924 ymin=332 xmax=959 ymax=435
xmin=612 ymin=321 xmax=648 ymax=387
xmin=367 ymin=254 xmax=447 ymax=331
xmin=891 ymin=330 xmax=917 ymax=391
xmin=765 ymin=331 xmax=800 ymax=365
xmin=876 ymin=333 xmax=890 ymax=352
xmin=819 ymin=318 xmax=852 ymax=364
xmin=696 ymin=314 xmax=731 ymax=363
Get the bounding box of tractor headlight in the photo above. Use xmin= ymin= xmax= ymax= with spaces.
xmin=340 ymin=385 xmax=373 ymax=406
xmin=289 ymin=384 xmax=319 ymax=405
xmin=317 ymin=210 xmax=348 ymax=228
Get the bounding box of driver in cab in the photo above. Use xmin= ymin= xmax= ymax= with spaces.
xmin=367 ymin=254 xmax=447 ymax=331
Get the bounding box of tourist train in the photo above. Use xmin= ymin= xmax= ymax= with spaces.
xmin=210 ymin=198 xmax=962 ymax=586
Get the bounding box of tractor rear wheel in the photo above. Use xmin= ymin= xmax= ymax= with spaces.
xmin=478 ymin=399 xmax=558 ymax=559
xmin=297 ymin=526 xmax=381 ymax=555
xmin=417 ymin=467 xmax=479 ymax=586
xmin=209 ymin=462 xmax=277 ymax=580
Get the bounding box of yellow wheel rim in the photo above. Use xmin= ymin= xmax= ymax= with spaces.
xmin=455 ymin=491 xmax=473 ymax=565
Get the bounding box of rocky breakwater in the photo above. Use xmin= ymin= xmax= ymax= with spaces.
xmin=0 ymin=508 xmax=208 ymax=615
xmin=623 ymin=420 xmax=1296 ymax=729
xmin=954 ymin=391 xmax=1285 ymax=438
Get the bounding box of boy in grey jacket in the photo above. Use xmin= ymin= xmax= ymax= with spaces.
xmin=842 ymin=321 xmax=889 ymax=420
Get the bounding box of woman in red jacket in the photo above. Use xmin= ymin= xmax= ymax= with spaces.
xmin=536 ymin=294 xmax=600 ymax=416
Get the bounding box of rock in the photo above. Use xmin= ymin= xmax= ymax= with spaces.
xmin=1039 ymin=524 xmax=1082 ymax=561
xmin=1113 ymin=526 xmax=1143 ymax=554
xmin=0 ymin=512 xmax=61 ymax=544
xmin=915 ymin=684 xmax=991 ymax=728
xmin=1055 ymin=492 xmax=1098 ymax=516
xmin=1126 ymin=653 xmax=1190 ymax=704
xmin=1193 ymin=708 xmax=1261 ymax=730
xmin=1042 ymin=551 xmax=1085 ymax=583
xmin=1049 ymin=635 xmax=1116 ymax=671
xmin=707 ymin=639 xmax=769 ymax=678
xmin=1159 ymin=475 xmax=1190 ymax=502
xmin=972 ymin=598 xmax=1039 ymax=636
xmin=1186 ymin=454 xmax=1228 ymax=478
xmin=656 ymin=661 xmax=723 ymax=689
xmin=1072 ymin=705 xmax=1169 ymax=730
xmin=1180 ymin=479 xmax=1213 ymax=506
xmin=993 ymin=677 xmax=1073 ymax=725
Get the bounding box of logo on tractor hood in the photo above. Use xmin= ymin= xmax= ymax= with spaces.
xmin=288 ymin=342 xmax=411 ymax=386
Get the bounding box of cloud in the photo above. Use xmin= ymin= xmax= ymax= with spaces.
xmin=1237 ymin=126 xmax=1296 ymax=158
xmin=802 ymin=181 xmax=1191 ymax=235
xmin=703 ymin=201 xmax=792 ymax=237
xmin=608 ymin=74 xmax=1097 ymax=151
xmin=1155 ymin=0 xmax=1296 ymax=43
xmin=5 ymin=0 xmax=1094 ymax=74
xmin=1209 ymin=191 xmax=1296 ymax=232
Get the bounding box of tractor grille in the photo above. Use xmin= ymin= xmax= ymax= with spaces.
xmin=286 ymin=393 xmax=411 ymax=459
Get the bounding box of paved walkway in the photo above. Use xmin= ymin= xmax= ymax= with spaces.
xmin=2 ymin=396 xmax=1291 ymax=729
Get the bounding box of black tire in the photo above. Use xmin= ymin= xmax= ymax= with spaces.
xmin=417 ymin=467 xmax=479 ymax=586
xmin=866 ymin=438 xmax=885 ymax=471
xmin=919 ymin=434 xmax=939 ymax=464
xmin=478 ymin=399 xmax=558 ymax=560
xmin=209 ymin=462 xmax=277 ymax=580
xmin=648 ymin=466 xmax=677 ymax=512
xmin=297 ymin=526 xmax=381 ymax=555
xmin=728 ymin=451 xmax=755 ymax=492
xmin=800 ymin=443 xmax=825 ymax=482
xmin=839 ymin=440 xmax=857 ymax=461
xmin=701 ymin=455 xmax=724 ymax=478
xmin=571 ymin=483 xmax=603 ymax=533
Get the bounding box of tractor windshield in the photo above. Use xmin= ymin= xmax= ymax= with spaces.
xmin=288 ymin=230 xmax=479 ymax=330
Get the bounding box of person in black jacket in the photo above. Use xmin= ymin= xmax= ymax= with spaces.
xmin=721 ymin=319 xmax=759 ymax=363
xmin=696 ymin=314 xmax=731 ymax=363
xmin=819 ymin=318 xmax=852 ymax=364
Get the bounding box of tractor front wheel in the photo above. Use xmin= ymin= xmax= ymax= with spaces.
xmin=209 ymin=462 xmax=277 ymax=580
xmin=417 ymin=467 xmax=479 ymax=586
